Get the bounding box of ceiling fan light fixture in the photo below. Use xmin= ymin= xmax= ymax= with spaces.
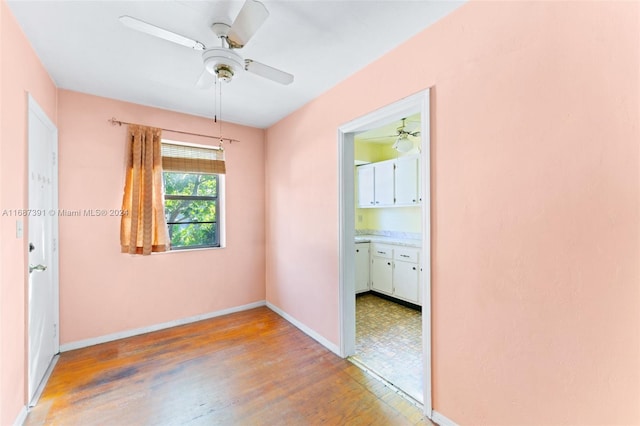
xmin=215 ymin=65 xmax=234 ymax=83
xmin=393 ymin=135 xmax=414 ymax=153
xmin=203 ymin=48 xmax=244 ymax=82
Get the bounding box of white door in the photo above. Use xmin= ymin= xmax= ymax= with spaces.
xmin=27 ymin=95 xmax=59 ymax=404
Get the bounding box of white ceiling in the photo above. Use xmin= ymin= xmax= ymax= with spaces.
xmin=7 ymin=1 xmax=463 ymax=129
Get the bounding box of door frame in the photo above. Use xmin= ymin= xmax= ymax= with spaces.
xmin=337 ymin=89 xmax=432 ymax=416
xmin=27 ymin=93 xmax=60 ymax=404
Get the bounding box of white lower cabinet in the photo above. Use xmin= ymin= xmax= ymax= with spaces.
xmin=371 ymin=255 xmax=393 ymax=294
xmin=392 ymin=261 xmax=420 ymax=303
xmin=355 ymin=242 xmax=370 ymax=293
xmin=369 ymin=243 xmax=421 ymax=305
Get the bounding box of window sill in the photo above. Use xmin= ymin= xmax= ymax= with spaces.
xmin=152 ymin=245 xmax=225 ymax=255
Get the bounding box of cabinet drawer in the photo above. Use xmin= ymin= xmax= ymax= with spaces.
xmin=371 ymin=244 xmax=393 ymax=259
xmin=394 ymin=247 xmax=419 ymax=263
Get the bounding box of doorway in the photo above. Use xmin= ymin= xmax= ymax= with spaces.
xmin=338 ymin=89 xmax=432 ymax=416
xmin=27 ymin=94 xmax=60 ymax=405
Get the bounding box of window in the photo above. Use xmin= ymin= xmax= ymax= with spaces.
xmin=161 ymin=142 xmax=225 ymax=250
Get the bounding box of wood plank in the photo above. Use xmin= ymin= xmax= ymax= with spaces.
xmin=25 ymin=307 xmax=433 ymax=425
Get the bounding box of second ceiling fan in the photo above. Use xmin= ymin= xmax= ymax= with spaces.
xmin=361 ymin=118 xmax=421 ymax=152
xmin=120 ymin=0 xmax=294 ymax=87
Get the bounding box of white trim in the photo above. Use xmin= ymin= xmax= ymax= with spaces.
xmin=337 ymin=129 xmax=356 ymax=357
xmin=60 ymin=301 xmax=266 ymax=352
xmin=338 ymin=91 xmax=430 ymax=134
xmin=431 ymin=410 xmax=459 ymax=426
xmin=337 ymin=89 xmax=432 ymax=415
xmin=29 ymin=355 xmax=59 ymax=407
xmin=266 ymin=302 xmax=341 ymax=356
xmin=419 ymin=89 xmax=433 ymax=417
xmin=12 ymin=406 xmax=28 ymax=426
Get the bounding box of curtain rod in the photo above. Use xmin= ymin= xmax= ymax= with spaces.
xmin=108 ymin=117 xmax=240 ymax=144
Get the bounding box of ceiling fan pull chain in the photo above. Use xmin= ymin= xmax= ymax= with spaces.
xmin=213 ymin=78 xmax=218 ymax=123
xmin=219 ymin=81 xmax=223 ymax=138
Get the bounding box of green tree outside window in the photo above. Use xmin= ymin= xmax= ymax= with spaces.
xmin=163 ymin=172 xmax=219 ymax=249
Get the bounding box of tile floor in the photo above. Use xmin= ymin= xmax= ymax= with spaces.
xmin=352 ymin=292 xmax=423 ymax=403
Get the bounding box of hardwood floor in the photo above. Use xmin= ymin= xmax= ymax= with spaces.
xmin=26 ymin=307 xmax=434 ymax=425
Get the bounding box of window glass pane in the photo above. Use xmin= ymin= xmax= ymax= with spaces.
xmin=165 ymin=200 xmax=216 ymax=224
xmin=163 ymin=172 xmax=217 ymax=197
xmin=168 ymin=223 xmax=218 ymax=249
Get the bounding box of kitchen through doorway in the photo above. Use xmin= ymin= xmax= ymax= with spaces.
xmin=351 ymin=113 xmax=424 ymax=403
xmin=338 ymin=89 xmax=432 ymax=415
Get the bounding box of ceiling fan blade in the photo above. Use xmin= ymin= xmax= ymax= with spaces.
xmin=119 ymin=16 xmax=205 ymax=51
xmin=195 ymin=69 xmax=215 ymax=89
xmin=245 ymin=59 xmax=294 ymax=85
xmin=226 ymin=0 xmax=269 ymax=48
xmin=403 ymin=121 xmax=420 ymax=132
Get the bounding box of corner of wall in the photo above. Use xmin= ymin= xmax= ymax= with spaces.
xmin=0 ymin=2 xmax=58 ymax=424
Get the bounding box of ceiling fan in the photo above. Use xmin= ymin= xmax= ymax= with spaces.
xmin=362 ymin=118 xmax=421 ymax=152
xmin=119 ymin=0 xmax=294 ymax=87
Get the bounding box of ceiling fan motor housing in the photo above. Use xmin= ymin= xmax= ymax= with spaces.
xmin=203 ymin=48 xmax=244 ymax=82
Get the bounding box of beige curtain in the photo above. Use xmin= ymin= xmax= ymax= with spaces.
xmin=120 ymin=124 xmax=169 ymax=255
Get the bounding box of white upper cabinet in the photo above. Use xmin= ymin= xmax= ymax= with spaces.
xmin=395 ymin=156 xmax=420 ymax=206
xmin=357 ymin=166 xmax=375 ymax=207
xmin=373 ymin=161 xmax=395 ymax=206
xmin=356 ymin=155 xmax=420 ymax=208
xmin=357 ymin=161 xmax=395 ymax=208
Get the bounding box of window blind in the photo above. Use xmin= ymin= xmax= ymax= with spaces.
xmin=161 ymin=142 xmax=226 ymax=174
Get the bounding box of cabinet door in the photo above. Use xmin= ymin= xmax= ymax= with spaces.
xmin=357 ymin=165 xmax=375 ymax=208
xmin=395 ymin=156 xmax=419 ymax=205
xmin=355 ymin=244 xmax=370 ymax=293
xmin=373 ymin=162 xmax=395 ymax=206
xmin=371 ymin=256 xmax=393 ymax=294
xmin=393 ymin=260 xmax=420 ymax=304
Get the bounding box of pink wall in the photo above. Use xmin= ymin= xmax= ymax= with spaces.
xmin=266 ymin=1 xmax=639 ymax=424
xmin=0 ymin=1 xmax=58 ymax=423
xmin=57 ymin=90 xmax=266 ymax=344
xmin=1 ymin=0 xmax=638 ymax=424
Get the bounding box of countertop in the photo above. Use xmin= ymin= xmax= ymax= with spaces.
xmin=355 ymin=234 xmax=421 ymax=248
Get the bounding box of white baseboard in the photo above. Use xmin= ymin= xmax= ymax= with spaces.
xmin=12 ymin=405 xmax=28 ymax=426
xmin=266 ymin=302 xmax=341 ymax=356
xmin=60 ymin=301 xmax=266 ymax=352
xmin=431 ymin=410 xmax=458 ymax=426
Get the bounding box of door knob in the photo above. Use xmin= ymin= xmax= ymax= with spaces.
xmin=29 ymin=264 xmax=47 ymax=273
